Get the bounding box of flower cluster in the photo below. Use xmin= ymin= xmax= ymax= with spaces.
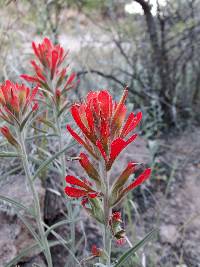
xmin=0 ymin=80 xmax=38 ymax=145
xmin=64 ymin=89 xmax=151 ymax=245
xmin=65 ymin=90 xmax=151 ymax=205
xmin=21 ymin=38 xmax=76 ymax=106
xmin=67 ymin=90 xmax=142 ymax=169
xmin=0 ymin=80 xmax=38 ymax=124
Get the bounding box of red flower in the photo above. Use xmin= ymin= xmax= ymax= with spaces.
xmin=0 ymin=80 xmax=38 ymax=124
xmin=0 ymin=126 xmax=19 ymax=147
xmin=21 ymin=38 xmax=76 ymax=96
xmin=110 ymin=163 xmax=151 ymax=206
xmin=79 ymin=152 xmax=101 ymax=187
xmin=64 ymin=175 xmax=100 ymax=198
xmin=32 ymin=38 xmax=66 ymax=79
xmin=109 ymin=211 xmax=126 ymax=241
xmin=116 ymin=238 xmax=126 ymax=246
xmin=91 ymin=245 xmax=103 ymax=257
xmin=66 ymin=89 xmax=151 ymax=207
xmin=112 ymin=211 xmax=122 ymax=222
xmin=67 ymin=89 xmax=142 ymax=170
xmin=122 ymin=168 xmax=151 ymax=194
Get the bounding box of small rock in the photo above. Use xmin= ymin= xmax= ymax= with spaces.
xmin=160 ymin=224 xmax=179 ymax=244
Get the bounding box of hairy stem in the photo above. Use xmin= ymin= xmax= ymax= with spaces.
xmin=53 ymin=108 xmax=75 ymax=252
xmin=99 ymin=160 xmax=112 ymax=266
xmin=17 ymin=129 xmax=52 ymax=267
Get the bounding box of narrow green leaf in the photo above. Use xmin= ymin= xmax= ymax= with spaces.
xmin=114 ymin=228 xmax=158 ymax=267
xmin=43 ymin=222 xmax=81 ymax=266
xmin=17 ymin=213 xmax=42 ymax=247
xmin=29 ymin=155 xmax=61 ymax=175
xmin=45 ymin=219 xmax=74 ymax=236
xmin=27 ymin=109 xmax=48 ymax=128
xmin=0 ymin=195 xmax=35 ymax=216
xmin=0 ymin=152 xmax=20 ymax=157
xmin=5 ymin=240 xmax=69 ymax=267
xmin=0 ymin=166 xmax=22 ymax=182
xmin=5 ymin=242 xmax=39 ymax=267
xmin=20 ymin=109 xmax=34 ymax=131
xmin=38 ymin=117 xmax=57 ymax=132
xmin=32 ymin=141 xmax=75 ymax=180
xmin=26 ymin=133 xmax=58 ymax=141
xmin=0 ymin=141 xmax=8 ymax=147
xmin=58 ymin=102 xmax=70 ymax=117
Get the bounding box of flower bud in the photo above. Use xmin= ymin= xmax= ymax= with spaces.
xmin=91 ymin=245 xmax=103 ymax=257
xmin=79 ymin=153 xmax=101 ymax=187
xmin=109 ymin=212 xmax=126 ymax=241
xmin=0 ymin=126 xmax=19 ymax=148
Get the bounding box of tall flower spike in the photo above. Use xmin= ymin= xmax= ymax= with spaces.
xmin=65 ymin=88 xmax=152 ymax=261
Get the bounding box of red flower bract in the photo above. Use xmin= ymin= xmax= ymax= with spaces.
xmin=112 ymin=211 xmax=122 ymax=222
xmin=21 ymin=38 xmax=76 ymax=96
xmin=32 ymin=37 xmax=66 ymax=78
xmin=0 ymin=80 xmax=38 ymax=124
xmin=67 ymin=89 xmax=142 ymax=170
xmin=64 ymin=175 xmax=100 ymax=199
xmin=0 ymin=126 xmax=19 ymax=147
xmin=91 ymin=245 xmax=103 ymax=257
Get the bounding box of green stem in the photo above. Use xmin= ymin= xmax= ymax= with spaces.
xmin=103 ymin=222 xmax=112 ymax=266
xmin=17 ymin=129 xmax=53 ymax=267
xmin=53 ymin=108 xmax=75 ymax=252
xmin=54 ymin=112 xmax=66 ymax=180
xmin=100 ymin=160 xmax=112 ymax=266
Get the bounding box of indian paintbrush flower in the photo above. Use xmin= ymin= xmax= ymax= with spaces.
xmin=0 ymin=80 xmax=38 ymax=127
xmin=65 ymin=90 xmax=151 ymax=204
xmin=0 ymin=78 xmax=52 ymax=264
xmin=64 ymin=89 xmax=151 ymax=242
xmin=21 ymin=37 xmax=76 ymax=104
xmin=66 ymin=90 xmax=143 ymax=170
xmin=21 ymin=38 xmax=78 ymax=261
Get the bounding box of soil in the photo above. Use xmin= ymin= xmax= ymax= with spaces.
xmin=134 ymin=125 xmax=200 ymax=267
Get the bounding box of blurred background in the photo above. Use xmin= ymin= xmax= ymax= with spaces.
xmin=0 ymin=0 xmax=200 ymax=266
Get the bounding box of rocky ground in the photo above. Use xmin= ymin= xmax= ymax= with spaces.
xmin=0 ymin=126 xmax=200 ymax=266
xmin=138 ymin=125 xmax=200 ymax=267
